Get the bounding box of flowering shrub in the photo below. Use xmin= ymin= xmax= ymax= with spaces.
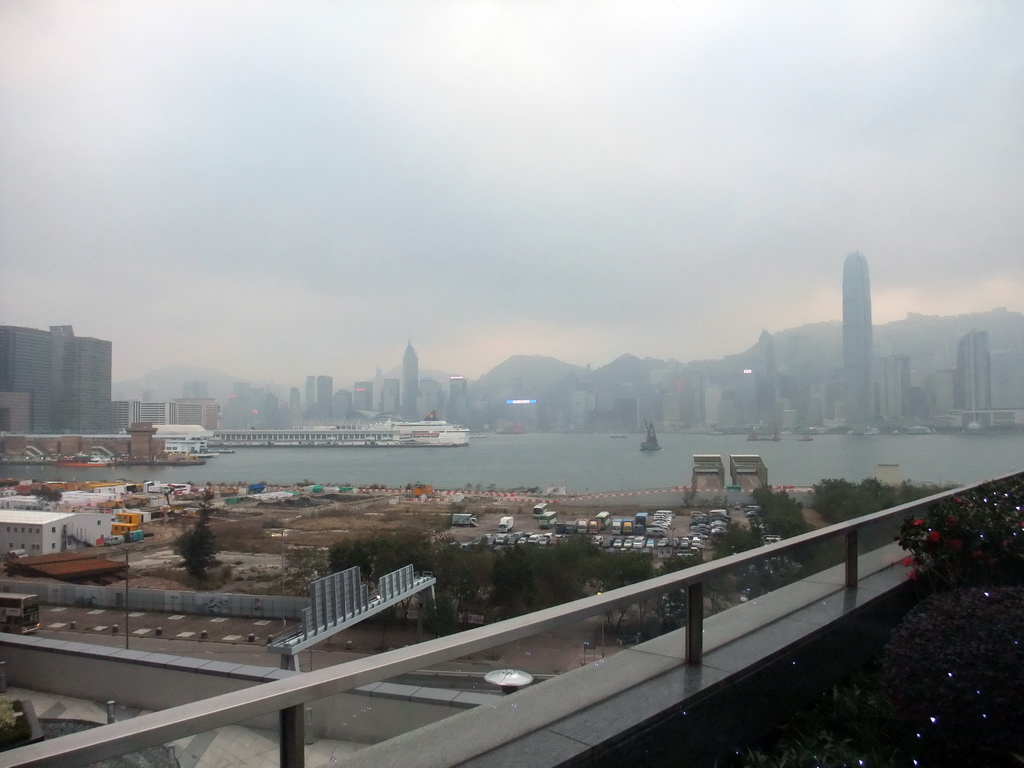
xmin=896 ymin=474 xmax=1024 ymax=589
xmin=0 ymin=698 xmax=16 ymax=730
xmin=882 ymin=587 xmax=1024 ymax=763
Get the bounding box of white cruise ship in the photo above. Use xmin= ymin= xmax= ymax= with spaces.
xmin=212 ymin=419 xmax=470 ymax=448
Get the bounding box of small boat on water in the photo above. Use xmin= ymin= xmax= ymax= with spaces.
xmin=640 ymin=421 xmax=661 ymax=452
xmin=56 ymin=455 xmax=115 ymax=467
xmin=610 ymin=434 xmax=628 ymax=439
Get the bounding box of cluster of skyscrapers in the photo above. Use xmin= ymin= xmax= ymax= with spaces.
xmin=1 ymin=255 xmax=1021 ymax=435
xmin=218 ymin=342 xmax=471 ymax=431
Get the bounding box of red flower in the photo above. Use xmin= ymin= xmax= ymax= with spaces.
xmin=948 ymin=539 xmax=963 ymax=549
xmin=913 ymin=519 xmax=925 ymax=527
xmin=901 ymin=556 xmax=914 ymax=567
xmin=947 ymin=516 xmax=958 ymax=526
xmin=926 ymin=530 xmax=941 ymax=543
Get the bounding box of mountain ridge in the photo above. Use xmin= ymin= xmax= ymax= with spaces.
xmin=113 ymin=308 xmax=1024 ymax=402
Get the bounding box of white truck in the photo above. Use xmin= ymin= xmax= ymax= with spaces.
xmin=498 ymin=515 xmax=514 ymax=533
xmin=451 ymin=513 xmax=479 ymax=527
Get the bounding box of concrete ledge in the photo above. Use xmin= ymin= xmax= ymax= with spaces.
xmin=336 ymin=562 xmax=916 ymax=768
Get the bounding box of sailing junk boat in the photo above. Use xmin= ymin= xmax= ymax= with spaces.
xmin=640 ymin=421 xmax=661 ymax=452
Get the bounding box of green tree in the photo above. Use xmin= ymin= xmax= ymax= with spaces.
xmin=432 ymin=543 xmax=494 ymax=621
xmin=710 ymin=522 xmax=764 ymax=559
xmin=490 ymin=545 xmax=537 ymax=618
xmin=423 ymin=590 xmax=460 ymax=637
xmin=812 ymin=478 xmax=951 ymax=525
xmin=175 ymin=490 xmax=219 ymax=581
xmin=753 ymin=486 xmax=812 ymax=539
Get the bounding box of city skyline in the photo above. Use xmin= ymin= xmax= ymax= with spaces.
xmin=2 ymin=3 xmax=1023 ymax=385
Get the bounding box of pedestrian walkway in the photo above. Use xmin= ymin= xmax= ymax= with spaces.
xmin=4 ymin=685 xmax=365 ymax=767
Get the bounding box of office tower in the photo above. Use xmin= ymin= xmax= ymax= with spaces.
xmin=380 ymin=378 xmax=400 ymax=414
xmin=353 ymin=382 xmax=374 ymax=412
xmin=182 ymin=381 xmax=208 ymax=399
xmin=172 ymin=399 xmax=220 ymax=430
xmin=289 ymin=387 xmax=302 ymax=425
xmin=111 ymin=400 xmax=142 ymax=432
xmin=990 ymin=350 xmax=1024 ymax=408
xmin=417 ymin=378 xmax=442 ymax=418
xmin=955 ymin=330 xmax=991 ymax=411
xmin=333 ymin=389 xmax=352 ymax=419
xmin=448 ymin=376 xmax=469 ymax=424
xmin=880 ymin=354 xmax=911 ymax=423
xmin=302 ymin=376 xmax=315 ymax=419
xmin=316 ymin=375 xmax=334 ymax=421
xmin=402 ymin=341 xmax=419 ymax=419
xmin=756 ymin=330 xmax=777 ymax=425
xmin=0 ymin=325 xmax=53 ymax=432
xmin=842 ymin=252 xmax=873 ymax=427
xmin=222 ymin=382 xmax=251 ymax=429
xmin=48 ymin=325 xmax=112 ymax=433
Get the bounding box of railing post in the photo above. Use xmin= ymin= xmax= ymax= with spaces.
xmin=686 ymin=582 xmax=703 ymax=665
xmin=280 ymin=704 xmax=305 ymax=768
xmin=845 ymin=529 xmax=858 ymax=588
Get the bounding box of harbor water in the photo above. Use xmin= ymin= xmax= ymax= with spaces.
xmin=8 ymin=431 xmax=1024 ymax=492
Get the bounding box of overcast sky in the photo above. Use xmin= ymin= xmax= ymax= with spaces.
xmin=2 ymin=1 xmax=1022 ymax=389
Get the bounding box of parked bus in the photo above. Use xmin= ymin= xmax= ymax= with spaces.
xmin=532 ymin=502 xmax=549 ymax=518
xmin=0 ymin=592 xmax=40 ymax=634
xmin=538 ymin=511 xmax=558 ymax=529
xmin=595 ymin=511 xmax=611 ymax=530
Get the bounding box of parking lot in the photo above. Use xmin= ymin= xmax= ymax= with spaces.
xmin=469 ymin=504 xmax=765 ymax=559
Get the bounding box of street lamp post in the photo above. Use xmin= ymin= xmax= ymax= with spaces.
xmin=275 ymin=531 xmax=287 ymax=629
xmin=124 ymin=551 xmax=129 ymax=650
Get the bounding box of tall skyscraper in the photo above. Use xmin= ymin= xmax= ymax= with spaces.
xmin=380 ymin=378 xmax=400 ymax=414
xmin=0 ymin=325 xmax=54 ymax=432
xmin=417 ymin=378 xmax=442 ymax=417
xmin=304 ymin=376 xmax=317 ymax=419
xmin=352 ymin=381 xmax=374 ymax=412
xmin=990 ymin=349 xmax=1024 ymax=409
xmin=755 ymin=330 xmax=777 ymax=425
xmin=880 ymin=354 xmax=911 ymax=423
xmin=315 ymin=375 xmax=334 ymax=421
xmin=289 ymin=387 xmax=302 ymax=425
xmin=402 ymin=341 xmax=419 ymax=419
xmin=955 ymin=330 xmax=991 ymax=411
xmin=842 ymin=252 xmax=873 ymax=427
xmin=448 ymin=376 xmax=469 ymax=424
xmin=0 ymin=325 xmax=112 ymax=433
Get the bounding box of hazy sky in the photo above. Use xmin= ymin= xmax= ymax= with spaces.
xmin=2 ymin=1 xmax=1022 ymax=389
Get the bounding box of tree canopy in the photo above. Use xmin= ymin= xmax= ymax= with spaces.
xmin=175 ymin=490 xmax=219 ymax=581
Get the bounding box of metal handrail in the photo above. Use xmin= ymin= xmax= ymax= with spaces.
xmin=8 ymin=474 xmax=1017 ymax=768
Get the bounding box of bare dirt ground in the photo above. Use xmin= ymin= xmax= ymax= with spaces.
xmin=89 ymin=489 xmax=823 ymax=592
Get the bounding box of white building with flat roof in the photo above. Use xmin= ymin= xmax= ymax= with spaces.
xmin=1 ymin=508 xmax=115 ymax=553
xmin=2 ymin=510 xmax=76 ymax=555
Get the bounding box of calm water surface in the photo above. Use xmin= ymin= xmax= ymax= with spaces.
xmin=12 ymin=432 xmax=1024 ymax=492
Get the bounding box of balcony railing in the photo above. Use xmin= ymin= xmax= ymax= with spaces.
xmin=8 ymin=474 xmax=1016 ymax=768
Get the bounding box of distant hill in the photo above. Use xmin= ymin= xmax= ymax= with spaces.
xmin=112 ymin=365 xmax=251 ymax=402
xmin=473 ymin=355 xmax=589 ymax=396
xmin=115 ymin=309 xmax=1024 ymax=404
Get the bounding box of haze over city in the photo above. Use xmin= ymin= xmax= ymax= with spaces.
xmin=2 ymin=2 xmax=1023 ymax=387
